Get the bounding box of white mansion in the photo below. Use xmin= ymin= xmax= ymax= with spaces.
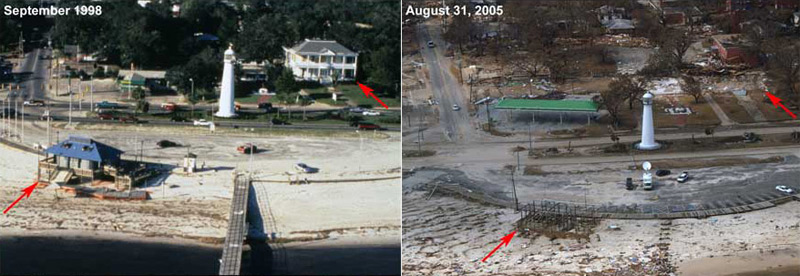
xmin=283 ymin=39 xmax=358 ymax=84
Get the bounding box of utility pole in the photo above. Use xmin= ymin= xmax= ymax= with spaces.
xmin=90 ymin=75 xmax=94 ymax=109
xmin=55 ymin=62 xmax=59 ymax=97
xmin=6 ymin=98 xmax=9 ymax=137
xmin=418 ymin=125 xmax=422 ymax=152
xmin=0 ymin=99 xmax=3 ymax=137
xmin=20 ymin=91 xmax=24 ymax=143
xmin=528 ymin=122 xmax=532 ymax=149
xmin=511 ymin=169 xmax=518 ymax=211
xmin=47 ymin=114 xmax=51 ymax=146
xmin=14 ymin=97 xmax=18 ymax=140
xmin=78 ymin=79 xmax=82 ymax=111
xmin=17 ymin=32 xmax=23 ymax=56
xmin=189 ymin=78 xmax=194 ymax=119
xmin=68 ymin=85 xmax=73 ymax=125
xmin=485 ymin=102 xmax=491 ymax=129
xmin=1 ymin=99 xmax=4 ymax=137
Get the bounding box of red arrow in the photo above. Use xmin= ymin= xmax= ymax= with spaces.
xmin=481 ymin=230 xmax=516 ymax=262
xmin=765 ymin=91 xmax=797 ymax=119
xmin=3 ymin=182 xmax=38 ymax=214
xmin=356 ymin=82 xmax=388 ymax=109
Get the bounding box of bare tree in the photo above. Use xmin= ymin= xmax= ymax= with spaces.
xmin=765 ymin=39 xmax=800 ymax=101
xmin=683 ymin=76 xmax=703 ymax=103
xmin=662 ymin=29 xmax=692 ymax=68
xmin=443 ymin=15 xmax=474 ymax=53
xmin=600 ymin=89 xmax=626 ymax=126
xmin=609 ymin=75 xmax=647 ymax=110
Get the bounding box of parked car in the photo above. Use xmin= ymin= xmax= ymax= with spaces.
xmin=358 ymin=123 xmax=381 ymax=130
xmin=362 ymin=110 xmax=381 ymax=116
xmin=161 ymin=102 xmax=177 ymax=112
xmin=193 ymin=119 xmax=212 ymax=126
xmin=452 ymin=104 xmax=460 ymax=111
xmin=776 ymin=185 xmax=795 ymax=194
xmin=157 ymin=140 xmax=179 ymax=148
xmin=271 ymin=118 xmax=290 ymax=125
xmin=97 ymin=112 xmax=115 ymax=121
xmin=427 ymin=41 xmax=435 ymax=48
xmin=625 ymin=177 xmax=635 ymax=190
xmin=95 ymin=101 xmax=121 ymax=110
xmin=677 ymin=172 xmax=689 ymax=183
xmin=294 ymin=163 xmax=318 ymax=173
xmin=23 ymin=100 xmax=45 ymax=106
xmin=655 ymin=170 xmax=671 ymax=177
xmin=237 ymin=143 xmax=257 ymax=154
xmin=258 ymin=102 xmax=275 ymax=112
xmin=170 ymin=116 xmax=189 ymax=123
xmin=349 ymin=107 xmax=366 ymax=113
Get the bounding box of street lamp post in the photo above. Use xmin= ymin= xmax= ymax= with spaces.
xmin=1 ymin=99 xmax=4 ymax=137
xmin=20 ymin=90 xmax=24 ymax=143
xmin=90 ymin=74 xmax=94 ymax=110
xmin=189 ymin=78 xmax=195 ymax=119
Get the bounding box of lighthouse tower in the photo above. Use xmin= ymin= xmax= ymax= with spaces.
xmin=636 ymin=92 xmax=660 ymax=150
xmin=215 ymin=44 xmax=237 ymax=118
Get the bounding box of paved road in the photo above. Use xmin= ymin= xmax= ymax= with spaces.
xmin=407 ymin=123 xmax=800 ymax=168
xmin=9 ymin=112 xmax=400 ymax=132
xmin=417 ymin=22 xmax=472 ymax=142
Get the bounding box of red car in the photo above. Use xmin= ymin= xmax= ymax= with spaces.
xmin=358 ymin=123 xmax=380 ymax=130
xmin=98 ymin=113 xmax=115 ymax=120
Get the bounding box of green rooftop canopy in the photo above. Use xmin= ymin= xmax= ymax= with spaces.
xmin=495 ymin=99 xmax=599 ymax=112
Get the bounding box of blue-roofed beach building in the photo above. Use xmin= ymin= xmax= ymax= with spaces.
xmin=38 ymin=136 xmax=145 ymax=190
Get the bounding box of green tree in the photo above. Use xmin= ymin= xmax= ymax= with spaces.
xmin=275 ymin=69 xmax=298 ymax=94
xmin=132 ymin=87 xmax=147 ymax=100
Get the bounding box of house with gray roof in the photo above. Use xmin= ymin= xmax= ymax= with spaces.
xmin=282 ymin=39 xmax=358 ymax=84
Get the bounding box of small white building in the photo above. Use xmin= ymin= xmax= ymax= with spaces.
xmin=283 ymin=39 xmax=358 ymax=84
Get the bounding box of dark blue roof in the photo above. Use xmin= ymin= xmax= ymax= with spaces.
xmin=45 ymin=136 xmax=124 ymax=163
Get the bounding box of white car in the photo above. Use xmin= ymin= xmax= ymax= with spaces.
xmin=452 ymin=104 xmax=460 ymax=111
xmin=362 ymin=110 xmax=381 ymax=116
xmin=427 ymin=41 xmax=435 ymax=48
xmin=23 ymin=100 xmax=45 ymax=106
xmin=193 ymin=119 xmax=212 ymax=126
xmin=776 ymin=185 xmax=795 ymax=194
xmin=294 ymin=163 xmax=318 ymax=173
xmin=677 ymin=172 xmax=689 ymax=183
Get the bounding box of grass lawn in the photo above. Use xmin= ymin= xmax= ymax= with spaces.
xmin=240 ymin=84 xmax=401 ymax=108
xmin=336 ymin=84 xmax=400 ymax=107
xmin=750 ymin=92 xmax=795 ymax=122
xmin=235 ymin=94 xmax=265 ymax=103
xmin=653 ymin=95 xmax=720 ymax=128
xmin=711 ymin=93 xmax=755 ymax=124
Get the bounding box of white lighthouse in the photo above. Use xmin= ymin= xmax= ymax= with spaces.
xmin=215 ymin=44 xmax=237 ymax=118
xmin=637 ymin=92 xmax=660 ymax=150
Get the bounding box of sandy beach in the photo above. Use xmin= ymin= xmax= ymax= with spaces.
xmin=0 ymin=120 xmax=401 ymax=274
xmin=402 ymin=181 xmax=800 ymax=275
